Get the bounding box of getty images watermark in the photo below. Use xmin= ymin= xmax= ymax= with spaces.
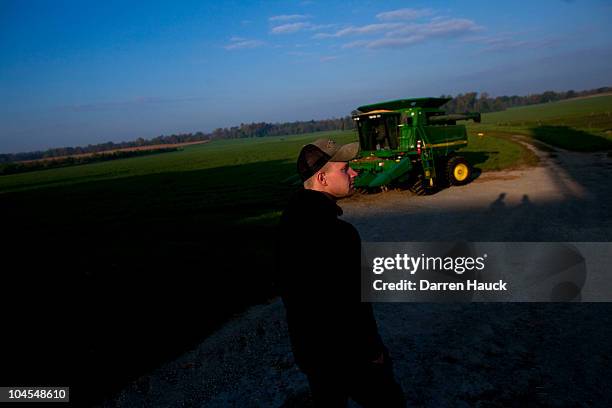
xmin=361 ymin=242 xmax=612 ymax=302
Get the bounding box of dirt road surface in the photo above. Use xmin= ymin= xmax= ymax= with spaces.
xmin=102 ymin=140 xmax=612 ymax=407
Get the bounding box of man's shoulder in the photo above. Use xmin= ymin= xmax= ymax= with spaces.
xmin=336 ymin=217 xmax=360 ymax=236
xmin=279 ymin=189 xmax=361 ymax=239
xmin=280 ymin=189 xmax=339 ymax=223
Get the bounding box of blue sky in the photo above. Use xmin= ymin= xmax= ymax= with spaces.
xmin=1 ymin=0 xmax=611 ymax=153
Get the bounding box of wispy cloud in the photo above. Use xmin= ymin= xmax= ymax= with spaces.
xmin=271 ymin=22 xmax=332 ymax=35
xmin=387 ymin=18 xmax=480 ymax=37
xmin=477 ymin=37 xmax=559 ymax=53
xmin=315 ymin=16 xmax=480 ymax=49
xmin=267 ymin=9 xmax=479 ymax=50
xmin=271 ymin=22 xmax=311 ymax=34
xmin=269 ymin=14 xmax=309 ymax=22
xmin=224 ymin=37 xmax=265 ymax=50
xmin=343 ymin=36 xmax=424 ymax=49
xmin=313 ymin=23 xmax=403 ymax=39
xmin=376 ymin=8 xmax=433 ymax=21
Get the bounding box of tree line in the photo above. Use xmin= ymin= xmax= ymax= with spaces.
xmin=2 ymin=86 xmax=610 ymax=164
xmin=0 ymin=118 xmax=354 ymax=163
xmin=440 ymin=86 xmax=611 ymax=114
xmin=0 ymin=147 xmax=179 ymax=175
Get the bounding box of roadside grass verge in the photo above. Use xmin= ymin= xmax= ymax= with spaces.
xmin=459 ymin=130 xmax=539 ymax=171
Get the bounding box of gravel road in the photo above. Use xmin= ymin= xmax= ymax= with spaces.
xmin=102 ymin=140 xmax=612 ymax=407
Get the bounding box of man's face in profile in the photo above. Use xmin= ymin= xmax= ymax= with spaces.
xmin=323 ymin=161 xmax=358 ymax=198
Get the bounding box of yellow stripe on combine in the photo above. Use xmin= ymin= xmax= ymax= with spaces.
xmin=357 ymin=109 xmax=394 ymax=115
xmin=426 ymin=140 xmax=468 ymax=148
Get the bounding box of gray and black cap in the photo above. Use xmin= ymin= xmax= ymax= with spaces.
xmin=297 ymin=138 xmax=360 ymax=181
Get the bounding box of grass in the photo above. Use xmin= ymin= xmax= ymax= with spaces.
xmin=0 ymin=126 xmax=531 ymax=196
xmin=0 ymin=130 xmax=357 ymax=194
xmin=460 ymin=131 xmax=539 ymax=171
xmin=468 ymin=95 xmax=612 ymax=151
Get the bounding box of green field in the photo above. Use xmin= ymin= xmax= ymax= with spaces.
xmin=461 ymin=130 xmax=539 ymax=171
xmin=0 ymin=131 xmax=353 ymax=194
xmin=0 ymin=127 xmax=528 ymax=203
xmin=468 ymin=94 xmax=612 ymax=151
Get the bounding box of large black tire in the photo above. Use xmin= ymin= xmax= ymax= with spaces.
xmin=446 ymin=156 xmax=472 ymax=186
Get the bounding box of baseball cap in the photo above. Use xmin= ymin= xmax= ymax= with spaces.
xmin=297 ymin=138 xmax=360 ymax=181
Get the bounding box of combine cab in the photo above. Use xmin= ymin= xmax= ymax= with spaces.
xmin=351 ymin=97 xmax=480 ymax=194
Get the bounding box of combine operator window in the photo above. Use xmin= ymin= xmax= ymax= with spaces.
xmin=357 ymin=114 xmax=399 ymax=151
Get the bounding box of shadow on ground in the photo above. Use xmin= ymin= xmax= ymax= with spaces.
xmin=1 ymin=160 xmax=294 ymax=406
xmin=530 ymin=125 xmax=612 ymax=151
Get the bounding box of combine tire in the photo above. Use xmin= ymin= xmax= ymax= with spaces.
xmin=446 ymin=156 xmax=471 ymax=186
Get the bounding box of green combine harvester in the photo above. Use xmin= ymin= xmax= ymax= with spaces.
xmin=350 ymin=97 xmax=480 ymax=194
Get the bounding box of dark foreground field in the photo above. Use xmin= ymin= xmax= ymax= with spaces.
xmin=1 ymin=131 xmax=370 ymax=405
xmin=1 ymin=161 xmax=294 ymax=406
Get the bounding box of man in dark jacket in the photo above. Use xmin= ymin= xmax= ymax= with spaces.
xmin=276 ymin=138 xmax=405 ymax=407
